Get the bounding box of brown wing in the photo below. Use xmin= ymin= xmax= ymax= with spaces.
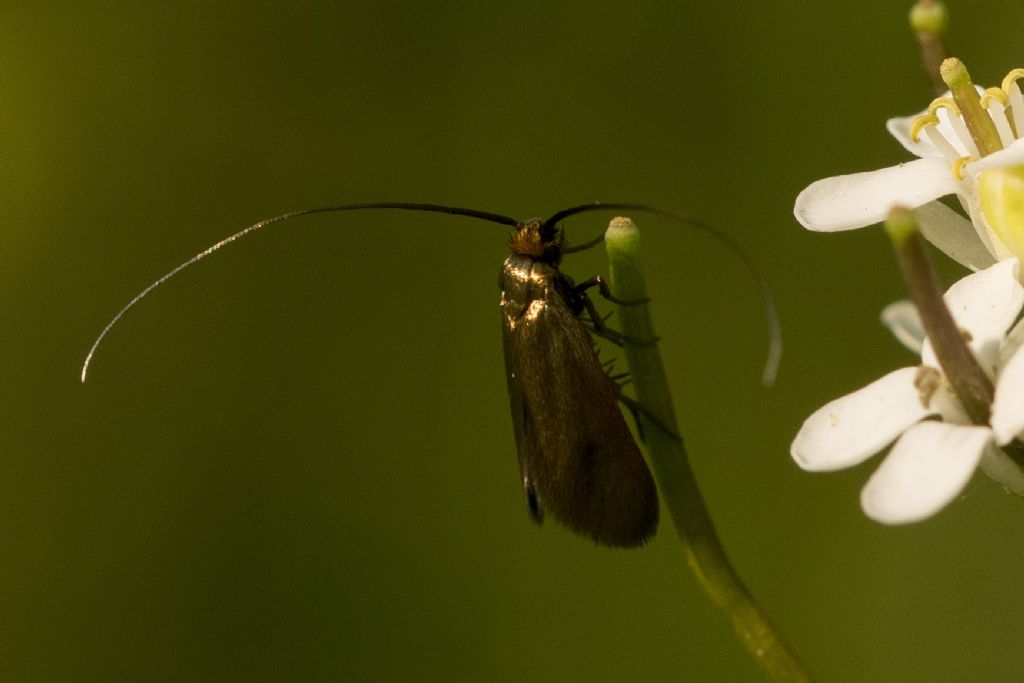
xmin=500 ymin=255 xmax=658 ymax=547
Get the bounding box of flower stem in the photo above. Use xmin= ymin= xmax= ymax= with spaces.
xmin=910 ymin=0 xmax=950 ymax=96
xmin=885 ymin=207 xmax=995 ymax=424
xmin=605 ymin=217 xmax=810 ymax=683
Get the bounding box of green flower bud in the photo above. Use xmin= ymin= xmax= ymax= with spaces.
xmin=910 ymin=0 xmax=949 ymax=35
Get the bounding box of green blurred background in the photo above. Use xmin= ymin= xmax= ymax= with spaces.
xmin=4 ymin=2 xmax=1024 ymax=680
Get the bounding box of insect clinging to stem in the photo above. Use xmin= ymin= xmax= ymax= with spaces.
xmin=81 ymin=202 xmax=781 ymax=547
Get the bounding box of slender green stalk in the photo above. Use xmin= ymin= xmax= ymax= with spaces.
xmin=910 ymin=0 xmax=950 ymax=96
xmin=884 ymin=207 xmax=1024 ymax=466
xmin=884 ymin=207 xmax=994 ymax=425
xmin=605 ymin=217 xmax=810 ymax=682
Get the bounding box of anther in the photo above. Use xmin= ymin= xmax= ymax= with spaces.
xmin=909 ymin=114 xmax=939 ymax=143
xmin=981 ymin=88 xmax=1015 ymax=148
xmin=1001 ymin=69 xmax=1024 ymax=139
xmin=909 ymin=112 xmax=960 ymax=166
xmin=927 ymin=97 xmax=959 ymax=117
xmin=951 ymin=156 xmax=976 ymax=180
xmin=981 ymin=88 xmax=1009 ymax=107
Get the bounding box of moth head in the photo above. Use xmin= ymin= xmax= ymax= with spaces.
xmin=507 ymin=218 xmax=563 ymax=264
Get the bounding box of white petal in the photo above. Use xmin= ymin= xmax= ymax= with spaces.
xmin=860 ymin=422 xmax=991 ymax=524
xmin=880 ymin=300 xmax=924 ymax=354
xmin=979 ymin=444 xmax=1024 ymax=496
xmin=991 ymin=344 xmax=1024 ymax=444
xmin=966 ymin=137 xmax=1024 ymax=173
xmin=915 ymin=200 xmax=997 ymax=271
xmin=942 ymin=257 xmax=1022 ymax=335
xmin=791 ymin=367 xmax=931 ymax=471
xmin=920 ymin=259 xmax=1024 ymax=371
xmin=999 ymin=317 xmax=1024 ymax=368
xmin=794 ymin=158 xmax=962 ymax=232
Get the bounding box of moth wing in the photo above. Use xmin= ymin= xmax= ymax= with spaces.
xmin=501 ymin=262 xmax=658 ymax=547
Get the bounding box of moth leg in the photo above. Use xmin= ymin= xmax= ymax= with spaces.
xmin=617 ymin=393 xmax=680 ymax=442
xmin=603 ymin=364 xmax=631 ymax=385
xmin=580 ymin=295 xmax=611 ymax=333
xmin=586 ymin=321 xmax=659 ymax=348
xmin=573 ymin=275 xmax=649 ymax=307
xmin=574 ymin=277 xmax=658 ymax=346
xmin=576 ymin=292 xmax=657 ymax=346
xmin=598 ymin=355 xmax=632 ymax=386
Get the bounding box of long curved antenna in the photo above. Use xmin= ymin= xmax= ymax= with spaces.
xmin=546 ymin=203 xmax=783 ymax=386
xmin=81 ymin=202 xmax=518 ymax=382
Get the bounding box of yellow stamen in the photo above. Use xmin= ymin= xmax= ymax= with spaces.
xmin=924 ymin=91 xmax=980 ymax=157
xmin=982 ymin=87 xmax=1015 ymax=147
xmin=927 ymin=97 xmax=959 ymax=117
xmin=909 ymin=114 xmax=939 ymax=143
xmin=923 ymin=126 xmax=961 ymax=166
xmin=1001 ymin=68 xmax=1024 ymax=94
xmin=981 ymin=87 xmax=1009 ymax=108
xmin=1002 ymin=69 xmax=1024 ymax=140
xmin=911 ymin=100 xmax=966 ymax=165
xmin=909 ymin=99 xmax=963 ymax=164
xmin=951 ymin=156 xmax=975 ymax=180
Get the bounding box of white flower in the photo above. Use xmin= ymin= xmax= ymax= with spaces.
xmin=791 ymin=258 xmax=1024 ymax=523
xmin=794 ymin=67 xmax=1024 ymax=271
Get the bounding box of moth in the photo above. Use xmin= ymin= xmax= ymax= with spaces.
xmin=82 ymin=202 xmax=778 ymax=548
xmin=500 ymin=209 xmax=659 ymax=548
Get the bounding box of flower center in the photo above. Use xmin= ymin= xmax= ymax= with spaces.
xmin=978 ymin=165 xmax=1024 ymax=261
xmin=909 ymin=61 xmax=1024 ymax=178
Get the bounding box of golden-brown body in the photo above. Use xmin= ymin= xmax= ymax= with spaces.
xmin=499 ymin=220 xmax=658 ymax=547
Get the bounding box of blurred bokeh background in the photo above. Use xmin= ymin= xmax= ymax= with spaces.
xmin=4 ymin=2 xmax=1024 ymax=680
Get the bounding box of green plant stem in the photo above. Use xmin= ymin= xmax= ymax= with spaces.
xmin=910 ymin=0 xmax=950 ymax=96
xmin=884 ymin=208 xmax=1024 ymax=466
xmin=605 ymin=217 xmax=810 ymax=683
xmin=885 ymin=209 xmax=994 ymax=426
